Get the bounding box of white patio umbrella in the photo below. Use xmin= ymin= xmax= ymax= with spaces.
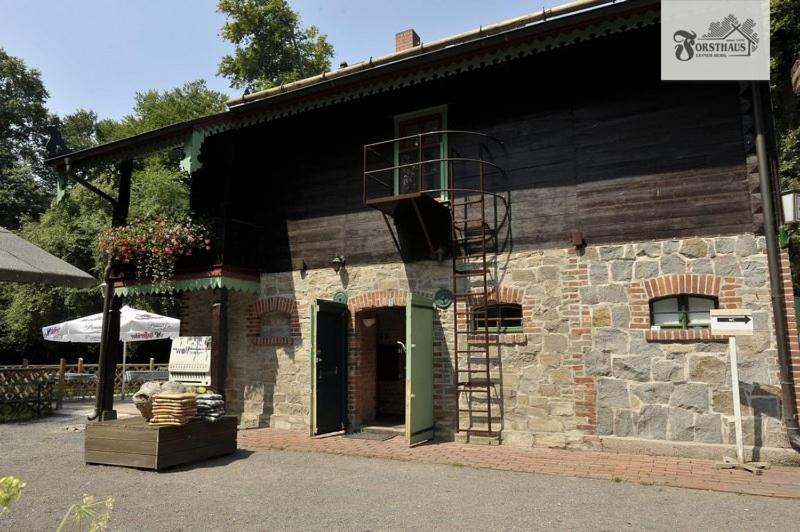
xmin=42 ymin=306 xmax=180 ymax=397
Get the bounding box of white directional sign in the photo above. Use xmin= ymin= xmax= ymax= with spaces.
xmin=710 ymin=309 xmax=753 ymax=336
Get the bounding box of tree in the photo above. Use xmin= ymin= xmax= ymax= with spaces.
xmin=0 ymin=81 xmax=226 ymax=361
xmin=771 ymin=0 xmax=800 ymax=189
xmin=0 ymin=49 xmax=51 ymax=228
xmin=217 ymin=0 xmax=334 ymax=91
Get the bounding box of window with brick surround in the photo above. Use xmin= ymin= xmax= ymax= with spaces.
xmin=472 ymin=303 xmax=523 ymax=333
xmin=650 ymin=295 xmax=718 ymax=329
xmin=260 ymin=311 xmax=291 ymax=338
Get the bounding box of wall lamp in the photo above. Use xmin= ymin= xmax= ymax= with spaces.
xmin=332 ymin=255 xmax=346 ymax=273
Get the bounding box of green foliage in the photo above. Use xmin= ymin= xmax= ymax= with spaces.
xmin=0 ymin=477 xmax=25 ymax=515
xmin=0 ymin=49 xmax=52 ymax=226
xmin=0 ymin=165 xmax=49 ymax=229
xmin=105 ymin=80 xmax=227 ymax=141
xmin=0 ymin=48 xmax=49 ymax=170
xmin=217 ymin=0 xmax=334 ymax=91
xmin=55 ymin=495 xmax=114 ymax=532
xmin=0 ymin=80 xmax=217 ymax=359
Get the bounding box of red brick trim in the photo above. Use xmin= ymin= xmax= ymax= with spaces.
xmin=348 ymin=289 xmax=410 ymax=313
xmin=246 ymin=296 xmax=301 ymax=346
xmin=628 ymin=273 xmax=738 ymax=342
xmin=780 ymin=250 xmax=800 ymax=417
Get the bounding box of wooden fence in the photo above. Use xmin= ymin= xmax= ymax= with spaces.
xmin=0 ymin=358 xmax=168 ymax=422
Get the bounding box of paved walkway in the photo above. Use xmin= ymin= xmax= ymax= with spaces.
xmin=240 ymin=428 xmax=800 ymax=499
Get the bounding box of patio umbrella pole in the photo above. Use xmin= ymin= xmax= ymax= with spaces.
xmin=121 ymin=341 xmax=127 ymax=400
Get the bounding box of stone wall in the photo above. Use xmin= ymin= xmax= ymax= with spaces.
xmin=178 ymin=232 xmax=792 ymax=455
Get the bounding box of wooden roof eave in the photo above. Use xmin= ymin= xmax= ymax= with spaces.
xmin=45 ymin=0 xmax=659 ymax=171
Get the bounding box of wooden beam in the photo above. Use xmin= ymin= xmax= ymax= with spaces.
xmin=94 ymin=159 xmax=133 ymax=421
xmin=210 ymin=287 xmax=229 ymax=395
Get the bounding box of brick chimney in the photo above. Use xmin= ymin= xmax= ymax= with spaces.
xmin=395 ymin=29 xmax=421 ymax=52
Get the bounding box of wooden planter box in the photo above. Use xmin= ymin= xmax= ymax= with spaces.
xmin=85 ymin=416 xmax=237 ymax=470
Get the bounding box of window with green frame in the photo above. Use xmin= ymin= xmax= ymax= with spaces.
xmin=472 ymin=303 xmax=523 ymax=333
xmin=393 ymin=106 xmax=449 ymax=198
xmin=649 ymin=295 xmax=718 ymax=329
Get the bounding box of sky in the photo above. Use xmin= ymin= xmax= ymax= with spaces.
xmin=0 ymin=0 xmax=549 ymax=120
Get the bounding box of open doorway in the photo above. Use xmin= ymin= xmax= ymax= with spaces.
xmin=353 ymin=307 xmax=406 ymax=433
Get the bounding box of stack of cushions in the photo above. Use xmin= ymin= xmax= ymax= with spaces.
xmin=148 ymin=392 xmax=197 ymax=426
xmin=195 ymin=393 xmax=225 ymax=422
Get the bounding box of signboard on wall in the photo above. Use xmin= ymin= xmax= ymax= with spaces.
xmin=710 ymin=309 xmax=754 ymax=336
xmin=168 ymin=336 xmax=212 ymax=385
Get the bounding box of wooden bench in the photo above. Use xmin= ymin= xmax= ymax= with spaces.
xmin=85 ymin=416 xmax=237 ymax=470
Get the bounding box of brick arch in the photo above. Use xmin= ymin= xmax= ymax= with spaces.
xmin=348 ymin=289 xmax=411 ymax=314
xmin=628 ymin=273 xmax=741 ymax=342
xmin=246 ymin=296 xmax=301 ymax=346
xmin=461 ymin=285 xmax=528 ymax=345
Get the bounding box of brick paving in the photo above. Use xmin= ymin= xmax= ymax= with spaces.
xmin=240 ymin=428 xmax=800 ymax=499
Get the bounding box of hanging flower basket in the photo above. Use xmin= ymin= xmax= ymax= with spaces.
xmin=97 ymin=215 xmax=212 ymax=285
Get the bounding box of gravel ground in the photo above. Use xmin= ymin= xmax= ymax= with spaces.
xmin=2 ymin=410 xmax=800 ymax=531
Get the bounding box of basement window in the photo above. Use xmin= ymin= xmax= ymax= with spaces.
xmin=472 ymin=303 xmax=523 ymax=333
xmin=650 ymin=295 xmax=717 ymax=329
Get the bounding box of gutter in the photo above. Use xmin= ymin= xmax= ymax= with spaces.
xmin=752 ymin=81 xmax=800 ymax=452
xmin=227 ymin=0 xmax=625 ymax=107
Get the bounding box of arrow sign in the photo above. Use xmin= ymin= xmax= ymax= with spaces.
xmin=710 ymin=309 xmax=754 ymax=336
xmin=716 ymin=316 xmax=751 ymax=324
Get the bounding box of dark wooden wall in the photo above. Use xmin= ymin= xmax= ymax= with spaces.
xmin=191 ymin=25 xmax=754 ymax=274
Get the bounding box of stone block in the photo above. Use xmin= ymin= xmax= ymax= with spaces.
xmin=669 ymin=383 xmax=709 ymax=412
xmin=596 ymin=284 xmax=627 ymax=303
xmin=612 ymin=356 xmax=651 ymax=382
xmin=538 ymin=266 xmax=559 ymax=280
xmin=534 ymin=433 xmax=567 ymax=448
xmin=552 ymin=368 xmax=573 ymax=384
xmin=742 ymin=260 xmax=767 ymax=287
xmin=634 ymin=261 xmax=659 ymax=280
xmin=590 ymin=261 xmax=609 ymax=284
xmin=631 ymin=382 xmax=673 ymax=404
xmin=678 ymin=238 xmax=708 ymax=258
xmin=543 ymin=334 xmax=568 ymax=352
xmin=597 ymin=378 xmax=630 ymax=408
xmin=694 ymin=413 xmax=722 ymax=443
xmin=549 ymin=401 xmax=574 ymax=416
xmin=579 ymin=286 xmax=598 ymax=305
xmin=592 ymin=307 xmax=611 ymax=327
xmin=597 ymin=407 xmax=613 ymax=435
xmin=636 ymin=242 xmax=662 ymax=258
xmin=661 ymin=254 xmax=687 ymax=274
xmin=528 ymin=416 xmax=563 ymax=432
xmin=594 ymin=328 xmax=629 ymax=353
xmin=637 ymin=405 xmax=668 ymax=439
xmin=613 ymin=410 xmax=635 ymax=437
xmin=735 ymin=234 xmax=758 ymax=257
xmin=714 ymin=237 xmax=735 ymax=254
xmin=599 ymin=245 xmax=625 ymax=260
xmin=712 ymin=390 xmax=734 ymax=415
xmin=610 ymin=261 xmax=633 ymax=282
xmin=688 ymin=356 xmax=726 ymax=385
xmin=668 ymin=407 xmax=694 ymax=441
xmin=611 ymin=306 xmax=630 ymax=328
xmin=585 ymin=349 xmax=611 ymax=376
xmin=663 ymin=240 xmax=680 ymax=254
xmin=714 ymin=255 xmax=742 ymax=277
xmin=691 ymin=258 xmax=714 ymax=274
xmin=539 ymin=384 xmax=560 ymax=397
xmin=539 ymin=353 xmax=561 ymax=368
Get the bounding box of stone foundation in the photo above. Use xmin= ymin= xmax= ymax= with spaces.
xmin=177 ymin=232 xmax=794 ymax=457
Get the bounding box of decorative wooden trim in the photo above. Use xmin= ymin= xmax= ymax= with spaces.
xmin=246 ymin=296 xmax=301 ymax=345
xmin=629 ymin=273 xmax=739 ymax=343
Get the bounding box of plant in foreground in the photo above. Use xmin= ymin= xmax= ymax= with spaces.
xmin=0 ymin=476 xmax=26 ymax=514
xmin=56 ymin=494 xmax=114 ymax=532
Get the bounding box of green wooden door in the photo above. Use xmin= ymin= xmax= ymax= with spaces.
xmin=310 ymin=300 xmax=348 ymax=436
xmin=405 ymin=293 xmax=435 ymax=445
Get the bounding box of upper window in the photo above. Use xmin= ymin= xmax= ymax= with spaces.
xmin=472 ymin=303 xmax=523 ymax=333
xmin=650 ymin=295 xmax=717 ymax=329
xmin=394 ymin=106 xmax=448 ymax=197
